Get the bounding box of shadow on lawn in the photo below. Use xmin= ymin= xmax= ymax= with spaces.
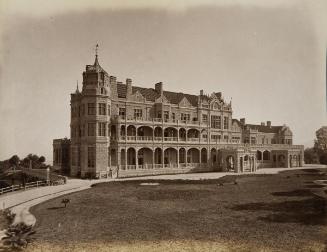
xmin=47 ymin=206 xmax=65 ymax=210
xmin=231 ymin=197 xmax=327 ymax=225
xmin=271 ymin=189 xmax=313 ymax=197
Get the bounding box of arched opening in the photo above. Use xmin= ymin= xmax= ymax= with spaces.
xmin=110 ymin=125 xmax=116 ymax=139
xmin=211 ymin=148 xmax=217 ymax=165
xmin=120 ymin=125 xmax=126 ymax=137
xmin=154 ymin=148 xmax=162 ymax=166
xmin=278 ymin=154 xmax=286 ymax=167
xmin=127 ymin=148 xmax=136 ymax=168
xmin=179 ymin=148 xmax=186 ymax=165
xmin=164 ymin=127 xmax=178 ymax=141
xmin=226 ymin=155 xmax=235 ymax=171
xmin=164 ymin=148 xmax=178 ymax=166
xmin=263 ymin=150 xmax=270 ymax=161
xmin=154 ymin=127 xmax=163 ymax=141
xmin=201 ymin=148 xmax=207 ymax=163
xmin=127 ymin=125 xmax=136 ymax=136
xmin=187 ymin=148 xmax=200 ymax=164
xmin=187 ymin=129 xmax=200 ymax=141
xmin=120 ymin=149 xmax=126 ymax=169
xmin=179 ymin=128 xmax=186 ymax=141
xmin=137 ymin=126 xmax=153 ymax=141
xmin=256 ymin=150 xmax=262 ymax=161
xmin=138 ymin=148 xmax=153 ymax=168
xmin=240 ymin=156 xmax=243 ymax=172
xmin=110 ymin=149 xmax=117 ymax=166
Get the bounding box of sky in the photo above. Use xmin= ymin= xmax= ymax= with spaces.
xmin=0 ymin=0 xmax=326 ymax=163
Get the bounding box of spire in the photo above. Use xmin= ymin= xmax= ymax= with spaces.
xmin=94 ymin=43 xmax=99 ymax=66
xmin=76 ymin=80 xmax=80 ymax=93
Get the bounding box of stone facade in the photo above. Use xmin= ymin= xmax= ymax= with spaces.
xmin=53 ymin=54 xmax=304 ymax=178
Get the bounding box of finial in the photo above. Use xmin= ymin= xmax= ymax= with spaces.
xmin=94 ymin=43 xmax=99 ymax=66
xmin=95 ymin=43 xmax=99 ymax=57
xmin=76 ymin=80 xmax=79 ymax=93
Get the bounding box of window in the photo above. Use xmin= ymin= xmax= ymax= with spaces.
xmin=81 ymin=124 xmax=85 ymax=137
xmin=202 ymin=114 xmax=208 ymax=123
xmin=87 ymin=146 xmax=95 ymax=167
xmin=157 ymin=111 xmax=162 ymax=119
xmin=251 ymin=137 xmax=256 ymax=144
xmin=224 ymin=117 xmax=229 ymax=129
xmin=88 ymin=123 xmax=96 ymax=136
xmin=180 ymin=113 xmax=190 ymax=122
xmin=81 ymin=104 xmax=85 ymax=115
xmin=71 ymin=107 xmax=75 ymax=118
xmin=71 ymin=147 xmax=79 ymax=166
xmin=108 ymin=105 xmax=111 ymax=116
xmin=211 ymin=135 xmax=221 ymax=141
xmin=172 ymin=113 xmax=175 ymax=121
xmin=98 ymin=122 xmax=106 ymax=136
xmin=98 ymin=103 xmax=106 ymax=115
xmin=164 ymin=111 xmax=169 ymax=122
xmin=211 ymin=116 xmax=221 ymax=129
xmin=224 ymin=135 xmax=229 ymax=141
xmin=119 ymin=108 xmax=126 ymax=119
xmin=88 ymin=103 xmax=96 ymax=115
xmin=134 ymin=109 xmax=143 ymax=119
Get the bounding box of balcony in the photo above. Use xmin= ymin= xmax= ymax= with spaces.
xmin=113 ymin=115 xmax=207 ymax=127
xmin=120 ymin=163 xmax=201 ymax=171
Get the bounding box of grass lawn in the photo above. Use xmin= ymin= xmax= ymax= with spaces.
xmin=28 ymin=169 xmax=327 ymax=252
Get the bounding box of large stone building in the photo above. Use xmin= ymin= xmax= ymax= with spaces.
xmin=53 ymin=52 xmax=304 ymax=178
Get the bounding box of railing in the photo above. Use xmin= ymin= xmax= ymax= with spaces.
xmin=0 ymin=180 xmax=47 ymax=195
xmin=119 ymin=163 xmax=200 ymax=171
xmin=164 ymin=137 xmax=178 ymax=141
xmin=113 ymin=135 xmax=302 ymax=149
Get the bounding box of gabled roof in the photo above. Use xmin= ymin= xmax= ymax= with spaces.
xmin=246 ymin=124 xmax=283 ymax=133
xmin=116 ymin=83 xmax=199 ymax=106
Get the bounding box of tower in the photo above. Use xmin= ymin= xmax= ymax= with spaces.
xmin=70 ymin=45 xmax=111 ymax=178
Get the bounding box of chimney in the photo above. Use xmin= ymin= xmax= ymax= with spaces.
xmin=240 ymin=118 xmax=245 ymax=125
xmin=126 ymin=78 xmax=132 ymax=98
xmin=200 ymin=90 xmax=204 ymax=96
xmin=267 ymin=121 xmax=271 ymax=127
xmin=155 ymin=82 xmax=163 ymax=96
xmin=261 ymin=122 xmax=265 ymax=126
xmin=109 ymin=76 xmax=118 ymax=98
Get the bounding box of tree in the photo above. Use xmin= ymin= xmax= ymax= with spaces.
xmin=9 ymin=155 xmax=20 ymax=168
xmin=38 ymin=156 xmax=46 ymax=163
xmin=304 ymin=148 xmax=320 ymax=164
xmin=315 ymin=127 xmax=327 ymax=151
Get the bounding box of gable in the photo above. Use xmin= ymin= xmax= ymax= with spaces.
xmin=130 ymin=90 xmax=146 ymax=102
xmin=178 ymin=97 xmax=192 ymax=107
xmin=155 ymin=94 xmax=169 ymax=104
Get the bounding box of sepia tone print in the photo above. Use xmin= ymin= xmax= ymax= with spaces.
xmin=0 ymin=1 xmax=327 ymax=252
xmin=53 ymin=50 xmax=304 ymax=179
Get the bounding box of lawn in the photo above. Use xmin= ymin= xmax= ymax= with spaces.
xmin=28 ymin=169 xmax=327 ymax=252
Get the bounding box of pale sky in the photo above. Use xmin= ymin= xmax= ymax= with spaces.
xmin=0 ymin=0 xmax=326 ymax=163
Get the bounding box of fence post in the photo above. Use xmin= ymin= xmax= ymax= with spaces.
xmin=12 ymin=185 xmax=14 ymax=192
xmin=36 ymin=181 xmax=39 ymax=188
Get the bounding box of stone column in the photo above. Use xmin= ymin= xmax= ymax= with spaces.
xmin=136 ymin=148 xmax=139 ymax=170
xmin=152 ymin=150 xmax=155 ymax=169
xmin=177 ymin=148 xmax=180 ymax=168
xmin=162 ymin=148 xmax=164 ymax=168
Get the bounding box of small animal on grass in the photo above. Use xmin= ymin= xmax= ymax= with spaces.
xmin=61 ymin=198 xmax=71 ymax=208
